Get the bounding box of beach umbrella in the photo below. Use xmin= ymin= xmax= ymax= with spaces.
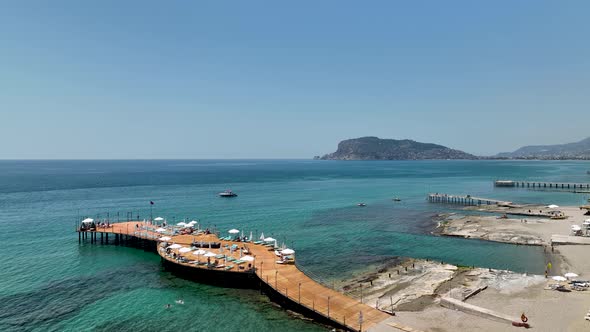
xmin=264 ymin=237 xmax=276 ymax=242
xmin=281 ymin=249 xmax=295 ymax=255
xmin=169 ymin=244 xmax=183 ymax=249
xmin=228 ymin=229 xmax=240 ymax=234
xmin=259 ymin=232 xmax=265 ymax=240
xmin=159 ymin=236 xmax=172 ymax=241
xmin=249 ymin=231 xmax=253 ymax=242
xmin=188 ymin=220 xmax=197 ymax=225
xmin=156 ymin=227 xmax=166 ymax=233
xmin=241 ymin=255 xmax=255 ymax=262
xmin=82 ymin=218 xmax=94 ymax=223
xmin=547 ymin=204 xmax=559 ymax=209
xmin=552 ymin=276 xmax=567 ymax=282
xmin=177 ymin=222 xmax=187 ymax=226
xmin=179 ymin=247 xmax=191 ymax=253
xmin=564 ymin=272 xmax=579 ymax=279
xmin=204 ymin=252 xmax=217 ymax=257
xmin=572 ymin=225 xmax=582 ymax=231
xmin=154 ymin=217 xmax=164 ymax=221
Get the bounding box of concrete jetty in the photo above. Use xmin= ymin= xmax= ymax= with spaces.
xmin=427 ymin=193 xmax=512 ymax=206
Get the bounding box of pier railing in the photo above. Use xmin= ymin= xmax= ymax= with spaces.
xmin=257 ymin=264 xmax=370 ymax=332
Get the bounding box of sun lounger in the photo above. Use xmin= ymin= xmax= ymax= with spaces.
xmin=226 ymin=257 xmax=236 ymax=262
xmin=215 ymin=254 xmax=225 ymax=259
xmin=224 ymin=265 xmax=234 ymax=270
xmin=253 ymin=241 xmax=263 ymax=244
xmin=234 ymin=260 xmax=245 ymax=265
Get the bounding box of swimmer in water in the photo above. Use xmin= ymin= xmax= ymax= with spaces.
xmin=175 ymin=299 xmax=184 ymax=305
xmin=165 ymin=304 xmax=171 ymax=309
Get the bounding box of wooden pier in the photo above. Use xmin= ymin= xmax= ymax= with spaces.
xmin=494 ymin=180 xmax=590 ymax=191
xmin=427 ymin=193 xmax=512 ymax=206
xmin=77 ymin=222 xmax=395 ymax=332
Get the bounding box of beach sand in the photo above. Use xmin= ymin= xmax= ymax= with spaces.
xmin=365 ymin=204 xmax=590 ymax=331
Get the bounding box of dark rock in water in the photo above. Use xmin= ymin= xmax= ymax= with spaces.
xmin=318 ymin=137 xmax=476 ymax=160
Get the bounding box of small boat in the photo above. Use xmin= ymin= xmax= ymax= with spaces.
xmin=219 ymin=190 xmax=238 ymax=197
xmin=357 ymin=203 xmax=366 ymax=207
xmin=393 ymin=198 xmax=401 ymax=202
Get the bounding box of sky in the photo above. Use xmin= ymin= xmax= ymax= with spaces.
xmin=1 ymin=1 xmax=589 ymax=159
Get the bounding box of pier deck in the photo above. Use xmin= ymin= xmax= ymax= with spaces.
xmin=79 ymin=222 xmax=393 ymax=331
xmin=494 ymin=180 xmax=590 ymax=191
xmin=427 ymin=193 xmax=512 ymax=206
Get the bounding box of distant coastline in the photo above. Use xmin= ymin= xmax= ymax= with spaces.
xmin=316 ymin=136 xmax=590 ymax=161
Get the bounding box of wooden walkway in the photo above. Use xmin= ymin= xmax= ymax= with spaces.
xmin=79 ymin=222 xmax=394 ymax=331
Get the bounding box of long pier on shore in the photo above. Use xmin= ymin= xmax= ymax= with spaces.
xmin=427 ymin=193 xmax=512 ymax=206
xmin=77 ymin=222 xmax=395 ymax=332
xmin=494 ymin=180 xmax=590 ymax=191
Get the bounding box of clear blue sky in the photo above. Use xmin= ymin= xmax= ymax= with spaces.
xmin=1 ymin=1 xmax=589 ymax=159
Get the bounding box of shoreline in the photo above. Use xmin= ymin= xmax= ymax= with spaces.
xmin=346 ymin=202 xmax=590 ymax=331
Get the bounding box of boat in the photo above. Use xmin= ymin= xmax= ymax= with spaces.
xmin=392 ymin=198 xmax=401 ymax=202
xmin=218 ymin=190 xmax=237 ymax=197
xmin=357 ymin=203 xmax=366 ymax=207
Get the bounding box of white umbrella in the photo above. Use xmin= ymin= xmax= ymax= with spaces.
xmin=264 ymin=237 xmax=276 ymax=242
xmin=281 ymin=248 xmax=295 ymax=255
xmin=169 ymin=244 xmax=183 ymax=249
xmin=249 ymin=231 xmax=253 ymax=241
xmin=159 ymin=236 xmax=172 ymax=241
xmin=188 ymin=220 xmax=197 ymax=225
xmin=194 ymin=249 xmax=207 ymax=255
xmin=154 ymin=217 xmax=164 ymax=221
xmin=572 ymin=225 xmax=582 ymax=231
xmin=204 ymin=252 xmax=217 ymax=257
xmin=82 ymin=218 xmax=94 ymax=223
xmin=156 ymin=227 xmax=166 ymax=233
xmin=552 ymin=276 xmax=567 ymax=281
xmin=179 ymin=247 xmax=191 ymax=253
xmin=228 ymin=229 xmax=240 ymax=234
xmin=259 ymin=232 xmax=265 ymax=240
xmin=564 ymin=272 xmax=579 ymax=279
xmin=241 ymin=255 xmax=255 ymax=262
xmin=177 ymin=222 xmax=187 ymax=226
xmin=547 ymin=204 xmax=559 ymax=209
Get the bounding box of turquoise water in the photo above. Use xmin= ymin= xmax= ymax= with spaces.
xmin=1 ymin=160 xmax=589 ymax=331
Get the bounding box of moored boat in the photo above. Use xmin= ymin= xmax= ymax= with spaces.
xmin=219 ymin=190 xmax=238 ymax=197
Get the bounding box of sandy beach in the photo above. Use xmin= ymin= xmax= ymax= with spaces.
xmin=354 ymin=202 xmax=590 ymax=331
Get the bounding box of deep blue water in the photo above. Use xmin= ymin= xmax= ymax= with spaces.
xmin=1 ymin=159 xmax=589 ymax=331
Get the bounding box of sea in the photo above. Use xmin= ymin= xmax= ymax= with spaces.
xmin=1 ymin=159 xmax=589 ymax=332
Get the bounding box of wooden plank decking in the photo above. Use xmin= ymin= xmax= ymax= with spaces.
xmin=80 ymin=221 xmax=394 ymax=331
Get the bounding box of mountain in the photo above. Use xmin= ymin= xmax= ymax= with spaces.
xmin=495 ymin=137 xmax=590 ymax=160
xmin=318 ymin=137 xmax=477 ymax=160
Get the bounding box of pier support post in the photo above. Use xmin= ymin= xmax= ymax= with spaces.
xmin=78 ymin=232 xmax=81 ymax=244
